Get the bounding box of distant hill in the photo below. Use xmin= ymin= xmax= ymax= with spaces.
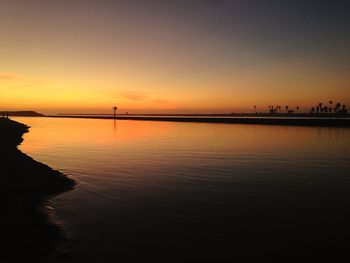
xmin=4 ymin=111 xmax=45 ymax=117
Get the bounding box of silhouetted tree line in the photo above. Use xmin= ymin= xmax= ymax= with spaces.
xmin=310 ymin=101 xmax=348 ymax=114
xmin=266 ymin=105 xmax=299 ymax=114
xmin=252 ymin=101 xmax=348 ymax=115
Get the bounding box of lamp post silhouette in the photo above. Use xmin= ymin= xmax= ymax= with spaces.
xmin=113 ymin=106 xmax=118 ymax=119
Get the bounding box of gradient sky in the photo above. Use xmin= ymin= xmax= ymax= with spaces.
xmin=1 ymin=0 xmax=349 ymax=114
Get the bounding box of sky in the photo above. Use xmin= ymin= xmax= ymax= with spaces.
xmin=0 ymin=0 xmax=349 ymax=114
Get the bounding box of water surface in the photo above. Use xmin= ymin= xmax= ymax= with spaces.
xmin=14 ymin=117 xmax=350 ymax=261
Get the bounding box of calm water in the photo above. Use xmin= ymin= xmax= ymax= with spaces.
xmin=14 ymin=117 xmax=350 ymax=261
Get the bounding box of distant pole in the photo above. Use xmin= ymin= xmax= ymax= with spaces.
xmin=113 ymin=106 xmax=118 ymax=119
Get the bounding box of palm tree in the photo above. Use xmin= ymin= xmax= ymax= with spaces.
xmin=296 ymin=106 xmax=299 ymax=112
xmin=335 ymin=102 xmax=341 ymax=113
xmin=328 ymin=100 xmax=333 ymax=113
xmin=268 ymin=106 xmax=274 ymax=113
xmin=113 ymin=106 xmax=118 ymax=118
xmin=254 ymin=105 xmax=256 ymax=113
xmin=336 ymin=104 xmax=348 ymax=114
xmin=318 ymin=103 xmax=323 ymax=113
xmin=285 ymin=105 xmax=289 ymax=113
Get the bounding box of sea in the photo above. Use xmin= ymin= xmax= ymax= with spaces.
xmin=13 ymin=117 xmax=350 ymax=261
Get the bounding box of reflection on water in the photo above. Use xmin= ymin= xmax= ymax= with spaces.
xmin=14 ymin=117 xmax=350 ymax=261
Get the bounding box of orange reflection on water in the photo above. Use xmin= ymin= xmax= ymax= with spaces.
xmin=14 ymin=117 xmax=350 ymax=162
xmin=15 ymin=117 xmax=170 ymax=151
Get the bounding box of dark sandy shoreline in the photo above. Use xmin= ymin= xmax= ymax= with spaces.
xmin=47 ymin=115 xmax=350 ymax=127
xmin=0 ymin=118 xmax=75 ymax=262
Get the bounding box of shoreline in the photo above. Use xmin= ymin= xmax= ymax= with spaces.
xmin=45 ymin=115 xmax=350 ymax=127
xmin=0 ymin=118 xmax=75 ymax=262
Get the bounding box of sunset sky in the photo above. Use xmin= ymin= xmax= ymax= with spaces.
xmin=1 ymin=0 xmax=349 ymax=114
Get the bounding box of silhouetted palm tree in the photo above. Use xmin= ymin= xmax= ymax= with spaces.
xmin=335 ymin=102 xmax=341 ymax=113
xmin=328 ymin=100 xmax=333 ymax=113
xmin=318 ymin=103 xmax=323 ymax=113
xmin=285 ymin=105 xmax=289 ymax=113
xmin=254 ymin=105 xmax=256 ymax=113
xmin=335 ymin=104 xmax=348 ymax=114
xmin=296 ymin=106 xmax=299 ymax=112
xmin=113 ymin=106 xmax=118 ymax=118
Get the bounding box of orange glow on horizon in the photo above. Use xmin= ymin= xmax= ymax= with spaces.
xmin=1 ymin=65 xmax=349 ymax=115
xmin=1 ymin=2 xmax=349 ymax=114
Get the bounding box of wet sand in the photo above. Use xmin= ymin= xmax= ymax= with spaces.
xmin=0 ymin=118 xmax=75 ymax=262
